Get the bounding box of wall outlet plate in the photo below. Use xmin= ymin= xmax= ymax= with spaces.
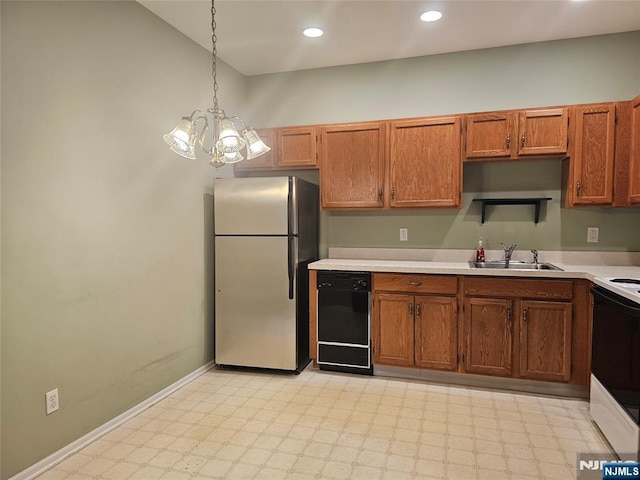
xmin=400 ymin=228 xmax=408 ymax=241
xmin=46 ymin=388 xmax=59 ymax=415
xmin=587 ymin=227 xmax=599 ymax=243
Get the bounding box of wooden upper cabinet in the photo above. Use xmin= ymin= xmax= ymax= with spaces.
xmin=389 ymin=116 xmax=462 ymax=208
xmin=414 ymin=295 xmax=458 ymax=371
xmin=465 ymin=112 xmax=517 ymax=159
xmin=465 ymin=107 xmax=568 ymax=161
xmin=319 ymin=122 xmax=386 ymax=209
xmin=233 ymin=128 xmax=276 ymax=171
xmin=276 ymin=126 xmax=318 ymax=168
xmin=519 ymin=300 xmax=572 ymax=382
xmin=518 ymin=108 xmax=569 ymax=156
xmin=567 ymin=103 xmax=616 ymax=205
xmin=629 ymin=95 xmax=640 ymax=204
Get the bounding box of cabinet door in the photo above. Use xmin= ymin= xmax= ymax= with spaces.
xmin=233 ymin=128 xmax=276 ymax=171
xmin=629 ymin=95 xmax=640 ymax=204
xmin=519 ymin=300 xmax=572 ymax=382
xmin=277 ymin=126 xmax=317 ymax=168
xmin=518 ymin=108 xmax=568 ymax=156
xmin=389 ymin=116 xmax=462 ymax=208
xmin=414 ymin=295 xmax=458 ymax=371
xmin=465 ymin=298 xmax=513 ymax=377
xmin=465 ymin=112 xmax=516 ymax=159
xmin=570 ymin=104 xmax=615 ymax=205
xmin=319 ymin=123 xmax=386 ymax=209
xmin=372 ymin=293 xmax=414 ymax=366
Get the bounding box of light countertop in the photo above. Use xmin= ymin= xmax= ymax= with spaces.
xmin=308 ymin=249 xmax=640 ymax=301
xmin=308 ymin=258 xmax=639 ymax=280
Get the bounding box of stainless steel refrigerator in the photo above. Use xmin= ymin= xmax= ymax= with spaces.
xmin=213 ymin=176 xmax=319 ymax=372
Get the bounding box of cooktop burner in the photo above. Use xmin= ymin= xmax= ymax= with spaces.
xmin=610 ymin=278 xmax=640 ymax=285
xmin=596 ymin=277 xmax=640 ymax=303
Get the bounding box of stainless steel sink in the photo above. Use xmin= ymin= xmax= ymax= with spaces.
xmin=468 ymin=261 xmax=563 ymax=271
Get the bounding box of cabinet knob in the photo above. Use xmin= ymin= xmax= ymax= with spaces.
xmin=416 ymin=303 xmax=421 ymax=318
xmin=507 ymin=307 xmax=512 ymax=323
xmin=391 ymin=186 xmax=395 ymax=200
xmin=409 ymin=302 xmax=414 ymax=317
xmin=378 ymin=188 xmax=383 ymax=202
xmin=521 ymin=132 xmax=526 ymax=148
xmin=523 ymin=308 xmax=528 ymax=325
xmin=506 ymin=133 xmax=511 ymax=149
xmin=576 ymin=181 xmax=581 ymax=197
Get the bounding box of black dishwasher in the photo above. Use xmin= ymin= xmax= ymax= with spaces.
xmin=317 ymin=271 xmax=372 ymax=375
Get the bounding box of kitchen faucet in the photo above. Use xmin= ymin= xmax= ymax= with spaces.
xmin=501 ymin=243 xmax=517 ymax=263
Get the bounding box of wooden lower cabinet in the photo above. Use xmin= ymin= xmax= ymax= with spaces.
xmin=414 ymin=295 xmax=458 ymax=371
xmin=372 ymin=273 xmax=458 ymax=371
xmin=373 ymin=292 xmax=458 ymax=369
xmin=519 ymin=300 xmax=572 ymax=382
xmin=465 ymin=298 xmax=513 ymax=376
xmin=365 ymin=273 xmax=586 ymax=387
xmin=463 ymin=277 xmax=574 ymax=383
xmin=373 ymin=293 xmax=415 ymax=366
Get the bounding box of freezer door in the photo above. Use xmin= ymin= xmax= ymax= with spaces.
xmin=214 ymin=177 xmax=291 ymax=235
xmin=215 ymin=236 xmax=298 ymax=370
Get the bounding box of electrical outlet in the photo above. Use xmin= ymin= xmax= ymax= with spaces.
xmin=46 ymin=388 xmax=59 ymax=415
xmin=399 ymin=228 xmax=408 ymax=241
xmin=587 ymin=226 xmax=599 ymax=243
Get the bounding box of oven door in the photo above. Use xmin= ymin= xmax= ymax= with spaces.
xmin=591 ymin=285 xmax=640 ymax=426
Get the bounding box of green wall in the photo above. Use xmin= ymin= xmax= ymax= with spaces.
xmin=0 ymin=1 xmax=240 ymax=477
xmin=247 ymin=32 xmax=640 ymax=255
xmin=324 ymin=161 xmax=640 ymax=254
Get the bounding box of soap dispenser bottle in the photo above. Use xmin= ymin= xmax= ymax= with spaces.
xmin=476 ymin=237 xmax=485 ymax=262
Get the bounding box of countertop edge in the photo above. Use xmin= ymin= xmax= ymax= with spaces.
xmin=307 ymin=259 xmax=640 ymax=282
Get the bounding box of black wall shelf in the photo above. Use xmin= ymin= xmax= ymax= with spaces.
xmin=472 ymin=197 xmax=552 ymax=224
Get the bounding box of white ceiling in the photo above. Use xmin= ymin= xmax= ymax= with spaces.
xmin=139 ymin=0 xmax=640 ymax=76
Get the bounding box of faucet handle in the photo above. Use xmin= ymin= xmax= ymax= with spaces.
xmin=531 ymin=249 xmax=539 ymax=264
xmin=501 ymin=242 xmax=517 ymax=252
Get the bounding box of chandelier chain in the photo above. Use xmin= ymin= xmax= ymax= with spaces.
xmin=211 ymin=0 xmax=219 ymax=113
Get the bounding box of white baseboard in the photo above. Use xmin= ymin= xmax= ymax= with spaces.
xmin=9 ymin=361 xmax=216 ymax=480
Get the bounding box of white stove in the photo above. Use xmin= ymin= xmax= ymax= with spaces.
xmin=593 ymin=277 xmax=640 ymax=304
xmin=590 ymin=277 xmax=640 ymax=462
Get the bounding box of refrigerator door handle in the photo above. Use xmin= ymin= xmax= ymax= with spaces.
xmin=288 ymin=236 xmax=295 ymax=300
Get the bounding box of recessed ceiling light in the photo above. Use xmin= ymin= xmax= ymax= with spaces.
xmin=303 ymin=27 xmax=323 ymax=38
xmin=420 ymin=10 xmax=443 ymax=22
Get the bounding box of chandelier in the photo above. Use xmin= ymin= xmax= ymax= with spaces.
xmin=163 ymin=0 xmax=270 ymax=167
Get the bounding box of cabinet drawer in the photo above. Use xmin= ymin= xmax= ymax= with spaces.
xmin=465 ymin=277 xmax=572 ymax=300
xmin=373 ymin=273 xmax=457 ymax=295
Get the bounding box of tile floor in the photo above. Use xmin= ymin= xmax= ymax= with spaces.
xmin=36 ymin=367 xmax=612 ymax=480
